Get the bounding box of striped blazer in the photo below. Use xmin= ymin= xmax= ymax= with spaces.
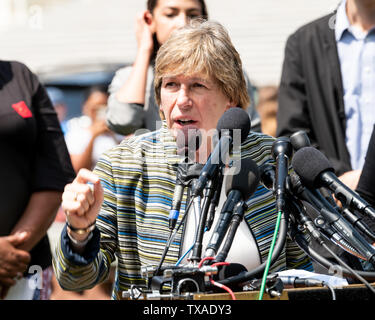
xmin=53 ymin=122 xmax=312 ymax=299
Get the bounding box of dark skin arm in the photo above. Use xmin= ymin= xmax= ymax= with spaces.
xmin=0 ymin=233 xmax=31 ymax=298
xmin=0 ymin=190 xmax=62 ymax=299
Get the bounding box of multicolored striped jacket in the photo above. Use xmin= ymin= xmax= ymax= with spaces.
xmin=53 ymin=122 xmax=312 ymax=299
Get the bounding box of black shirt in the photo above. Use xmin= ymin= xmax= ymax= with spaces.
xmin=0 ymin=60 xmax=75 ymax=269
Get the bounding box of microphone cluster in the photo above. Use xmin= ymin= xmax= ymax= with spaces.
xmin=153 ymin=113 xmax=375 ymax=299
xmin=152 ymin=107 xmax=263 ymax=296
xmin=140 ymin=112 xmax=375 ymax=297
xmin=186 ymin=107 xmax=259 ymax=264
xmin=264 ymin=131 xmax=375 ymax=270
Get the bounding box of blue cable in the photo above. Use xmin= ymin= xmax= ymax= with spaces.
xmin=175 ymin=244 xmax=194 ymax=266
xmin=175 ymin=227 xmax=208 ymax=267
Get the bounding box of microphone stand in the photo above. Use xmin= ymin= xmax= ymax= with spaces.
xmin=217 ymin=174 xmax=375 ymax=291
xmin=293 ymin=179 xmax=375 ymax=267
xmin=284 ymin=185 xmax=375 ymax=292
xmin=154 ymin=163 xmax=203 ymax=275
xmin=216 ymin=205 xmax=288 ymax=287
xmin=294 ymin=231 xmax=375 ymax=282
xmin=205 ymin=173 xmax=223 ymax=231
xmin=189 ymin=170 xmax=224 ymax=264
xmin=215 ymin=200 xmax=247 ymax=262
xmin=288 ymin=199 xmax=375 ymax=294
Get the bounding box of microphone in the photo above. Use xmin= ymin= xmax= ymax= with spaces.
xmin=204 ymin=170 xmax=223 ymax=231
xmin=278 ymin=275 xmax=324 ymax=288
xmin=271 ymin=137 xmax=293 ymax=212
xmin=169 ymin=129 xmax=202 ymax=231
xmin=289 ymin=172 xmax=370 ymax=260
xmin=289 ymin=134 xmax=375 ymax=240
xmin=258 ymin=162 xmax=360 ymax=251
xmin=169 ymin=164 xmax=187 ymax=230
xmin=292 ymin=146 xmax=375 ymax=221
xmin=291 ymin=154 xmax=375 ymax=265
xmin=290 ymin=130 xmax=311 ymax=151
xmin=188 ymin=164 xmax=218 ymax=262
xmin=185 ymin=163 xmax=205 ymax=183
xmin=215 ymin=159 xmax=260 ymax=262
xmin=191 ymin=108 xmax=251 ymax=197
xmin=259 ymin=162 xmax=276 ymax=191
xmin=204 ymin=157 xmax=260 ymax=259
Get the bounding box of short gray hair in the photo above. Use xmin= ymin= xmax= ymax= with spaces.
xmin=154 ymin=19 xmax=250 ymax=110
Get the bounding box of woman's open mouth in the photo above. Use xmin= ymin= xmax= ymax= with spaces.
xmin=176 ymin=119 xmax=197 ymax=125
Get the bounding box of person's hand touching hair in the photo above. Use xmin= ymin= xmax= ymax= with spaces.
xmin=135 ymin=10 xmax=155 ymax=55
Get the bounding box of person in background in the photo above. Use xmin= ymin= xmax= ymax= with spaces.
xmin=0 ymin=60 xmax=75 ymax=300
xmin=105 ymin=0 xmax=261 ymax=136
xmin=46 ymin=86 xmax=68 ymax=135
xmin=64 ymin=85 xmax=123 ymax=173
xmin=356 ymin=124 xmax=375 ymax=248
xmin=276 ymin=0 xmax=375 ymax=273
xmin=48 ymin=85 xmax=118 ymax=300
xmin=53 ymin=20 xmax=311 ymax=300
xmin=46 ymin=86 xmax=71 ymax=236
xmin=277 ymin=0 xmax=375 ymax=191
xmin=357 ymin=124 xmax=375 ymax=209
xmin=255 ymin=85 xmax=278 ymax=137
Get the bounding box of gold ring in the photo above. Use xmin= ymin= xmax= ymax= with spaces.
xmin=73 ymin=192 xmax=78 ymax=201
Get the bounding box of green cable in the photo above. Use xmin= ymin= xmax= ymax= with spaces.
xmin=258 ymin=210 xmax=283 ymax=300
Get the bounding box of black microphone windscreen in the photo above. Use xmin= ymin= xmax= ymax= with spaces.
xmin=292 ymin=146 xmax=334 ymax=188
xmin=216 ymin=108 xmax=251 ymax=143
xmin=224 ymin=157 xmax=260 ymax=199
xmin=217 ymin=263 xmax=248 ymax=280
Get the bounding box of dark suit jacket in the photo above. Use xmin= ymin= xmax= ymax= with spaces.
xmin=276 ymin=12 xmax=352 ymax=176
